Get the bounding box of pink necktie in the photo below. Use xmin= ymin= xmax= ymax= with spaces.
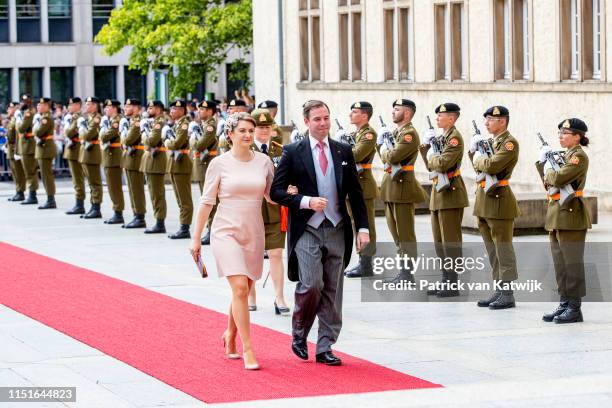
xmin=317 ymin=140 xmax=328 ymax=175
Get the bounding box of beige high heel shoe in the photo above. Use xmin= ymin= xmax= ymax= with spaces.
xmin=221 ymin=333 xmax=240 ymax=359
xmin=243 ymin=350 xmax=260 ymax=370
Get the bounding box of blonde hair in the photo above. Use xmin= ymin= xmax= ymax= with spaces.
xmin=224 ymin=112 xmax=256 ymax=141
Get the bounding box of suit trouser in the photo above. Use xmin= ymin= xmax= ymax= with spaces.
xmin=385 ymin=202 xmax=417 ymax=259
xmin=293 ymin=220 xmax=345 ymax=354
xmin=126 ymin=170 xmax=146 ymax=215
xmin=81 ymin=163 xmax=103 ymax=204
xmin=431 ymin=208 xmax=464 ymax=273
xmin=347 ymin=198 xmax=376 ymax=257
xmin=198 ymin=180 xmax=217 ymax=230
xmin=550 ymin=229 xmax=587 ymax=299
xmin=171 ymin=173 xmax=193 ymax=225
xmin=104 ymin=166 xmax=124 ymax=212
xmin=9 ymin=158 xmax=26 ymax=192
xmin=477 ymin=217 xmax=518 ymax=282
xmin=21 ymin=154 xmax=39 ymax=192
xmin=146 ymin=173 xmax=167 ymax=220
xmin=38 ymin=158 xmax=56 ymax=196
xmin=67 ymin=159 xmax=85 ymax=200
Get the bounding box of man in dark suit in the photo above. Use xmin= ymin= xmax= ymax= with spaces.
xmin=271 ymin=100 xmax=369 ymax=366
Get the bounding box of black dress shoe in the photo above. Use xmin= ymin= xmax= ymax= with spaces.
xmin=38 ymin=196 xmax=57 ymax=209
xmin=554 ymin=299 xmax=583 ymax=324
xmin=144 ymin=219 xmax=166 ymax=234
xmin=123 ymin=214 xmax=146 ymax=229
xmin=344 ymin=258 xmax=361 ymax=277
xmin=81 ymin=203 xmax=102 ymax=219
xmin=201 ymin=229 xmax=211 ymax=245
xmin=477 ymin=291 xmax=501 ymax=307
xmin=543 ymin=300 xmax=569 ymax=322
xmin=489 ymin=292 xmax=516 ymax=310
xmin=20 ymin=191 xmax=38 ymax=205
xmin=8 ymin=191 xmax=25 ymax=202
xmin=291 ymin=339 xmax=308 ymax=360
xmin=66 ymin=199 xmax=85 ymax=215
xmin=316 ymin=351 xmax=342 ymax=366
xmin=168 ymin=224 xmax=190 ymax=239
xmin=104 ymin=211 xmax=124 ymax=224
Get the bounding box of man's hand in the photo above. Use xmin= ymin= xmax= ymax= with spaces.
xmin=356 ymin=232 xmax=370 ymax=252
xmin=287 ymin=185 xmax=298 ymax=195
xmin=309 ymin=197 xmax=328 ymax=212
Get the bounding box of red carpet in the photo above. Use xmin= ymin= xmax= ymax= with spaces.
xmin=0 ymin=242 xmax=441 ymax=403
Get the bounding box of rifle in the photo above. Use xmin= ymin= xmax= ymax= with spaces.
xmin=537 ymin=132 xmax=575 ymax=206
xmin=290 ymin=120 xmax=304 ymax=143
xmin=472 ymin=120 xmax=499 ymax=194
xmin=426 ymin=115 xmax=450 ymax=192
xmin=378 ymin=115 xmax=404 ymax=180
xmin=334 ymin=118 xmax=355 ymax=147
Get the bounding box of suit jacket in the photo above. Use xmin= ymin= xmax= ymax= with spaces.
xmin=270 ymin=136 xmax=369 ymax=282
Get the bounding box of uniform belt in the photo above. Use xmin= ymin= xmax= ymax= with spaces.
xmin=71 ymin=137 xmax=80 ymax=143
xmin=109 ymin=142 xmax=121 ymax=148
xmin=41 ymin=135 xmax=54 ymax=141
xmin=172 ymin=149 xmax=190 ymax=154
xmin=385 ymin=164 xmax=414 ymax=174
xmin=479 ymin=179 xmax=509 ymax=188
xmin=195 ymin=149 xmax=218 ymax=159
xmin=131 ymin=144 xmax=144 ymax=150
xmin=23 ymin=133 xmax=34 ymax=138
xmin=358 ymin=163 xmax=373 ymax=169
xmin=157 ymin=147 xmax=168 ymax=152
xmin=448 ymin=169 xmax=461 ymax=178
xmin=89 ymin=140 xmax=100 ymax=145
xmin=548 ymin=190 xmax=583 ymax=201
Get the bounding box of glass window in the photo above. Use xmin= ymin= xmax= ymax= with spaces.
xmin=0 ymin=69 xmax=10 ymax=110
xmin=92 ymin=0 xmax=114 ymax=40
xmin=51 ymin=67 xmax=74 ymax=104
xmin=48 ymin=0 xmax=72 ymax=42
xmin=94 ymin=66 xmax=116 ymax=101
xmin=16 ymin=0 xmax=41 ymax=43
xmin=124 ymin=67 xmax=147 ymax=102
xmin=0 ymin=0 xmax=9 ymax=43
xmin=19 ymin=68 xmax=43 ymax=99
xmin=299 ymin=1 xmax=321 ymax=81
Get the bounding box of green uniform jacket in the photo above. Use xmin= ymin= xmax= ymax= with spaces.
xmin=352 ymin=123 xmax=379 ymax=200
xmin=140 ymin=116 xmax=168 ymax=175
xmin=166 ymin=115 xmax=193 ymax=175
xmin=536 ymin=145 xmax=592 ymax=231
xmin=191 ymin=117 xmax=218 ymax=182
xmin=6 ymin=116 xmax=17 ymax=160
xmin=34 ymin=112 xmax=56 ymax=160
xmin=63 ymin=112 xmax=82 ymax=161
xmin=252 ymin=142 xmax=283 ymax=224
xmin=420 ymin=126 xmax=469 ymax=210
xmin=470 ymin=131 xmax=520 ymax=219
xmin=380 ymin=122 xmax=428 ymax=204
xmin=122 ymin=114 xmax=144 ymax=171
xmin=17 ymin=107 xmax=37 ymax=156
xmin=78 ymin=113 xmax=102 ymax=165
xmin=101 ymin=114 xmax=123 ymax=168
xmin=271 ymin=122 xmax=285 ymax=145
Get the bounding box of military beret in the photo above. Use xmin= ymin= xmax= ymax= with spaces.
xmin=38 ymin=97 xmax=52 ymax=104
xmin=198 ymin=100 xmax=217 ymax=110
xmin=68 ymin=97 xmax=82 ymax=104
xmin=392 ymin=98 xmax=416 ymax=110
xmin=435 ymin=103 xmax=460 ymax=114
xmin=21 ymin=94 xmax=31 ymax=100
xmin=229 ymin=99 xmax=247 ymax=107
xmin=251 ymin=109 xmax=274 ymax=126
xmin=483 ymin=105 xmax=509 ymax=117
xmin=147 ymin=100 xmax=164 ymax=109
xmin=351 ymin=101 xmax=373 ymax=110
xmin=8 ymin=101 xmax=19 ymax=108
xmin=558 ymin=118 xmax=588 ymax=134
xmin=170 ymin=99 xmax=187 ymax=109
xmin=258 ymin=100 xmax=278 ymax=109
xmin=125 ymin=98 xmax=140 ymax=106
xmin=86 ymin=97 xmax=100 ymax=103
xmin=105 ymin=99 xmax=121 ymax=108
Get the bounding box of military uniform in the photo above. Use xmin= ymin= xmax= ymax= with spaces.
xmin=469 ymin=106 xmax=520 ymax=309
xmin=100 ymin=100 xmax=125 ymax=224
xmin=141 ymin=101 xmax=168 ymax=233
xmin=121 ymin=99 xmax=147 ymax=228
xmin=33 ymin=100 xmax=57 ymax=209
xmin=419 ymin=103 xmax=469 ymax=296
xmin=63 ymin=98 xmax=86 ymax=214
xmin=17 ymin=101 xmax=40 ymax=204
xmin=165 ymin=102 xmax=194 ymax=239
xmin=537 ymin=118 xmax=592 ymax=324
xmin=5 ymin=104 xmax=26 ymax=201
xmin=79 ymin=97 xmax=104 ymax=218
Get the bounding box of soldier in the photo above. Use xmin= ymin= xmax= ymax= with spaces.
xmin=165 ymin=99 xmax=193 ymax=239
xmin=192 ymin=100 xmax=219 ymax=244
xmin=121 ymin=98 xmax=147 ymax=228
xmin=100 ymin=99 xmax=125 ymax=224
xmin=33 ymin=97 xmax=57 ymax=209
xmin=5 ymin=102 xmax=26 ymax=201
xmin=341 ymin=101 xmax=380 ymax=278
xmin=141 ymin=100 xmax=168 ymax=234
xmin=419 ymin=103 xmax=469 ymax=297
xmin=537 ymin=118 xmax=592 ymax=324
xmin=79 ymin=97 xmax=103 ymax=219
xmin=16 ymin=94 xmax=39 ymax=205
xmin=64 ymin=97 xmax=86 ymax=215
xmin=257 ymin=100 xmax=285 ymax=145
xmin=469 ymin=106 xmax=520 ymax=309
xmin=379 ymin=99 xmax=428 ymax=282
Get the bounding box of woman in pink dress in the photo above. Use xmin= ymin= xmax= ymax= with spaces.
xmin=190 ymin=112 xmax=274 ymax=370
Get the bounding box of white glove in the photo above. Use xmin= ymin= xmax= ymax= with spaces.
xmin=426 ymin=147 xmax=435 ymax=161
xmin=543 ymin=160 xmax=553 ymax=174
xmin=422 ymin=128 xmax=436 ymax=145
xmin=469 ymin=134 xmax=484 ymax=154
xmin=377 ymin=128 xmax=387 ymax=145
xmin=539 ymin=146 xmax=552 ymax=164
xmin=379 ymin=144 xmax=389 ymax=156
xmin=472 ymin=150 xmax=483 ymax=163
xmin=14 ymin=154 xmax=21 ymax=161
xmin=334 ymin=129 xmax=346 ymax=142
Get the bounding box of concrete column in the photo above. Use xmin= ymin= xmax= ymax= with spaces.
xmin=11 ymin=67 xmax=19 ymax=99
xmin=116 ymin=65 xmax=125 ymax=101
xmin=146 ymin=70 xmax=155 ymax=101
xmin=40 ymin=0 xmax=48 ymax=43
xmin=42 ymin=66 xmax=51 ymax=97
xmin=8 ymin=0 xmax=16 ymax=43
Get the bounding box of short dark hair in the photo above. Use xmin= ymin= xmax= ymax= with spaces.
xmin=358 ymin=106 xmax=373 ymax=120
xmin=302 ymin=100 xmax=330 ymax=119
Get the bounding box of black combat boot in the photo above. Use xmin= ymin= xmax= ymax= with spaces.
xmin=543 ymin=297 xmax=569 ymax=322
xmin=344 ymin=256 xmax=362 ymax=278
xmin=144 ymin=219 xmax=166 ymax=234
xmin=38 ymin=195 xmax=57 ymax=209
xmin=8 ymin=191 xmax=25 ymax=202
xmin=346 ymin=255 xmax=374 ymax=278
xmin=489 ymin=282 xmax=516 ymax=309
xmin=384 ymin=266 xmax=415 ymax=285
xmin=553 ymin=298 xmax=583 ymax=324
xmin=168 ymin=224 xmax=190 ymax=239
xmin=123 ymin=214 xmax=146 ymax=229
xmin=201 ymin=228 xmax=211 ymax=245
xmin=104 ymin=211 xmax=124 ymax=224
xmin=477 ymin=290 xmax=502 ymax=307
xmin=66 ymin=198 xmax=85 ymax=215
xmin=427 ymin=272 xmax=445 ymax=296
xmin=437 ymin=271 xmax=460 ymax=298
xmin=20 ymin=191 xmax=38 ymax=205
xmin=81 ymin=203 xmax=102 ymax=219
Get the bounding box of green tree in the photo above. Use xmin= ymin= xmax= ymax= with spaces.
xmin=96 ymin=0 xmax=253 ymax=98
